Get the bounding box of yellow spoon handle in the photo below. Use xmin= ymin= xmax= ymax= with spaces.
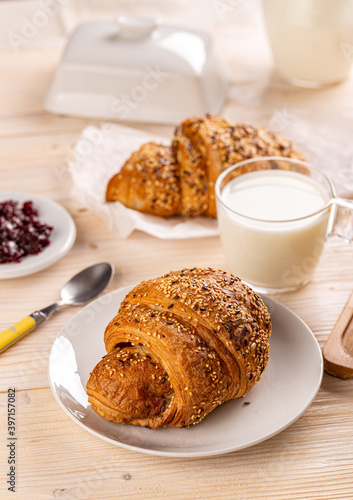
xmin=0 ymin=303 xmax=60 ymax=354
xmin=0 ymin=315 xmax=38 ymax=354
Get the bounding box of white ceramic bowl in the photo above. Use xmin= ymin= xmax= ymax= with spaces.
xmin=0 ymin=191 xmax=76 ymax=279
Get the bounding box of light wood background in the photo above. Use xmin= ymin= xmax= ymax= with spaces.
xmin=1 ymin=1 xmax=353 ymax=499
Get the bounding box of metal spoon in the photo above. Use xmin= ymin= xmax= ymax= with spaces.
xmin=0 ymin=262 xmax=115 ymax=354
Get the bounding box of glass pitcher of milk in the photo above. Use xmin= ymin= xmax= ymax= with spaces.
xmin=215 ymin=157 xmax=353 ymax=293
xmin=263 ymin=0 xmax=353 ymax=86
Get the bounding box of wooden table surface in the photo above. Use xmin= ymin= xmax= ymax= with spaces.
xmin=1 ymin=7 xmax=353 ymax=499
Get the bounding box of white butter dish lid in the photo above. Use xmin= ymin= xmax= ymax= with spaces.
xmin=45 ymin=17 xmax=229 ymax=124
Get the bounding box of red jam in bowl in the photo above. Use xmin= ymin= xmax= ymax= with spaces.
xmin=0 ymin=200 xmax=53 ymax=264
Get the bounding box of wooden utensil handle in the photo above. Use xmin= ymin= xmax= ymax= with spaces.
xmin=323 ymin=291 xmax=353 ymax=378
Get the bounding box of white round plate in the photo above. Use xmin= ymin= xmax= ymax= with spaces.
xmin=0 ymin=191 xmax=76 ymax=279
xmin=48 ymin=286 xmax=323 ymax=457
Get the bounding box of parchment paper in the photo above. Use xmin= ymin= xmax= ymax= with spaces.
xmin=70 ymin=112 xmax=353 ymax=239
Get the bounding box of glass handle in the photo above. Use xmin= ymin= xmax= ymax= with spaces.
xmin=331 ymin=197 xmax=353 ymax=242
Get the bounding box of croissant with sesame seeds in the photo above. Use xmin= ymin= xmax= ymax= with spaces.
xmin=86 ymin=268 xmax=271 ymax=429
xmin=106 ymin=113 xmax=306 ymax=218
xmin=106 ymin=142 xmax=181 ymax=218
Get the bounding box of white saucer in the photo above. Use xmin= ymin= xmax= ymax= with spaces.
xmin=0 ymin=191 xmax=76 ymax=279
xmin=48 ymin=285 xmax=323 ymax=457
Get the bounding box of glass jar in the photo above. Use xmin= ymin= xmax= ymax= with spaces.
xmin=263 ymin=0 xmax=353 ymax=86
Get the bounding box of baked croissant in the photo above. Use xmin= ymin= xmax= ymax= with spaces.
xmin=106 ymin=142 xmax=180 ymax=218
xmin=86 ymin=268 xmax=271 ymax=429
xmin=106 ymin=114 xmax=306 ymax=218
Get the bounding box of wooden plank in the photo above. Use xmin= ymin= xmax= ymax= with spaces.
xmin=1 ymin=18 xmax=353 ymax=498
xmin=323 ymin=292 xmax=353 ymax=378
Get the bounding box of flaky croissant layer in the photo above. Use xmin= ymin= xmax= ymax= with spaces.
xmin=86 ymin=268 xmax=271 ymax=429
